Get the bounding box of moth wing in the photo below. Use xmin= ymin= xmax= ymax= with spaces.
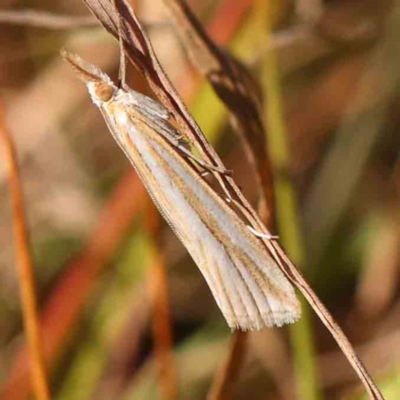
xmin=102 ymin=101 xmax=301 ymax=330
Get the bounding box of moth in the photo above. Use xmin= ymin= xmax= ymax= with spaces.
xmin=62 ymin=50 xmax=301 ymax=330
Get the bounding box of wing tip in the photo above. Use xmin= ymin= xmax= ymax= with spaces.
xmin=227 ymin=308 xmax=302 ymax=331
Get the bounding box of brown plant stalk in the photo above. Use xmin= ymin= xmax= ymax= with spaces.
xmin=0 ymin=9 xmax=96 ymax=29
xmin=145 ymin=200 xmax=177 ymax=400
xmin=0 ymin=101 xmax=51 ymax=400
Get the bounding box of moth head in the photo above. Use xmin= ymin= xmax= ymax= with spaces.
xmin=61 ymin=49 xmax=116 ymax=106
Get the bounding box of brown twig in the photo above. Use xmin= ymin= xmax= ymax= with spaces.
xmin=0 ymin=9 xmax=96 ymax=29
xmin=207 ymin=331 xmax=247 ymax=400
xmin=0 ymin=8 xmax=164 ymax=32
xmin=0 ymin=102 xmax=51 ymax=400
xmin=144 ymin=200 xmax=177 ymax=400
xmin=270 ymin=243 xmax=383 ymax=400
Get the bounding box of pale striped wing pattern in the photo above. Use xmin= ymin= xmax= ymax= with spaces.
xmin=103 ymin=97 xmax=301 ymax=330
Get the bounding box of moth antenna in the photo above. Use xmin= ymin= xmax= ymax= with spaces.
xmin=60 ymin=49 xmax=112 ymax=85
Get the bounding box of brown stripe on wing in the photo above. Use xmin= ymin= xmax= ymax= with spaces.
xmin=141 ymin=131 xmax=264 ymax=324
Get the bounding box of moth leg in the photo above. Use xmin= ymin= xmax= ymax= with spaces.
xmin=247 ymin=226 xmax=279 ymax=240
xmin=197 ymin=170 xmax=232 ymax=203
xmin=171 ymin=138 xmax=235 ymax=203
xmin=177 ymin=144 xmax=233 ymax=176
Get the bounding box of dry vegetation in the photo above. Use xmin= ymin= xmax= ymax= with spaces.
xmin=0 ymin=0 xmax=399 ymax=399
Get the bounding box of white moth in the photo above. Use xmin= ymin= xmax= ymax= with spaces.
xmin=62 ymin=51 xmax=301 ymax=330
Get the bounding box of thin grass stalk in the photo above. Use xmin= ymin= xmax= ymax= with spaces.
xmin=145 ymin=201 xmax=177 ymax=400
xmin=0 ymin=102 xmax=51 ymax=400
xmin=259 ymin=2 xmax=321 ymax=399
xmin=0 ymin=9 xmax=96 ymax=29
xmin=207 ymin=331 xmax=247 ymax=400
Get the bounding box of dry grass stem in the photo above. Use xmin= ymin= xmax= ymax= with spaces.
xmin=0 ymin=102 xmax=51 ymax=400
xmin=207 ymin=331 xmax=247 ymax=400
xmin=145 ymin=201 xmax=177 ymax=400
xmin=0 ymin=9 xmax=96 ymax=29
